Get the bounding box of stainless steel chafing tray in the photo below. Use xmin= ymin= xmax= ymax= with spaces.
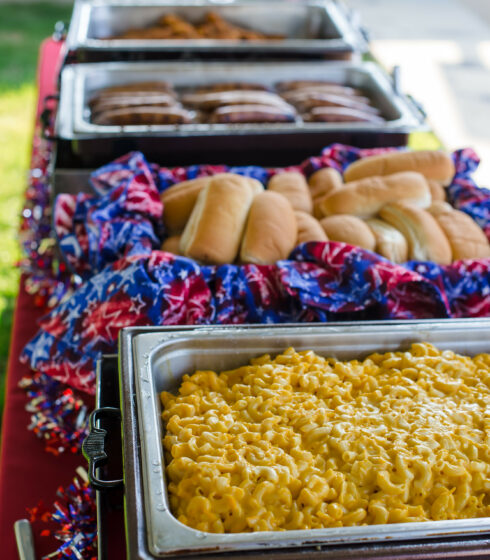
xmin=65 ymin=0 xmax=367 ymax=62
xmin=56 ymin=60 xmax=426 ymax=167
xmin=116 ymin=320 xmax=490 ymax=558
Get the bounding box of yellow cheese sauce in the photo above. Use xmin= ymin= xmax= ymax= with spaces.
xmin=160 ymin=343 xmax=490 ymax=533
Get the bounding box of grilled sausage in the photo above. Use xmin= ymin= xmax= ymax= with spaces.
xmin=287 ymin=92 xmax=380 ymax=114
xmin=182 ymin=90 xmax=291 ymax=111
xmin=307 ymin=107 xmax=385 ymax=123
xmin=90 ymin=94 xmax=180 ymax=116
xmin=210 ymin=104 xmax=296 ymax=123
xmin=93 ymin=106 xmax=194 ymax=125
xmin=95 ymin=81 xmax=174 ymax=94
xmin=191 ymin=82 xmax=270 ymax=94
xmin=281 ymin=88 xmax=371 ymax=106
xmin=276 ymin=81 xmax=362 ymax=96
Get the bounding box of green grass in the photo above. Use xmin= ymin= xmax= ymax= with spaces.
xmin=0 ymin=3 xmax=73 ymax=420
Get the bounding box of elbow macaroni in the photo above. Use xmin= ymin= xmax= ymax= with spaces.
xmin=160 ymin=343 xmax=490 ymax=533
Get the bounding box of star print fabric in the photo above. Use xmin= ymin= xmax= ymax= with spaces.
xmin=22 ymin=145 xmax=490 ymax=394
xmin=22 ymin=244 xmax=490 ymax=394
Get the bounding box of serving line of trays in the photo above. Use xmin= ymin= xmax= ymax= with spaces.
xmin=65 ymin=0 xmax=368 ymax=62
xmin=87 ymin=321 xmax=490 ymax=559
xmin=50 ymin=2 xmax=488 ymax=558
xmin=54 ymin=60 xmax=426 ymax=167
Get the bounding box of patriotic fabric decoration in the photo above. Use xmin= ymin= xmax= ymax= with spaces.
xmin=27 ymin=468 xmax=97 ymax=559
xmin=53 ymin=145 xmax=490 ymax=281
xmin=445 ymin=147 xmax=490 ymax=238
xmin=22 ymin=245 xmax=490 ymax=395
xmin=22 ymin=144 xmax=490 ymax=395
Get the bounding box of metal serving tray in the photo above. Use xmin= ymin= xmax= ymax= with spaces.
xmin=94 ymin=356 xmax=125 ymax=560
xmin=66 ymin=0 xmax=367 ymax=62
xmin=56 ymin=60 xmax=425 ymax=167
xmin=119 ymin=320 xmax=490 ymax=558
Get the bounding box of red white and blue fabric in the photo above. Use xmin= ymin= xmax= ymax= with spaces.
xmin=22 ymin=245 xmax=490 ymax=394
xmin=53 ymin=145 xmax=490 ymax=280
xmin=23 ymin=144 xmax=490 ymax=394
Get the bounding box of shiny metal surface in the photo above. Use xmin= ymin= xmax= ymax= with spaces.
xmin=56 ymin=60 xmax=425 ymax=141
xmin=66 ymin=0 xmax=366 ymax=60
xmin=13 ymin=519 xmax=37 ymax=560
xmin=119 ymin=320 xmax=490 ymax=557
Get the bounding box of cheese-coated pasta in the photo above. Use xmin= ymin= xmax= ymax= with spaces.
xmin=160 ymin=344 xmax=490 ymax=533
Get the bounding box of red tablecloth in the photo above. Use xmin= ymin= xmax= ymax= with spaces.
xmin=0 ymin=278 xmax=85 ymax=558
xmin=0 ymin=38 xmax=125 ymax=559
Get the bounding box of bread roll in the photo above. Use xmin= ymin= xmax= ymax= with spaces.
xmin=242 ymin=176 xmax=265 ymax=195
xmin=161 ymin=173 xmax=262 ymax=234
xmin=320 ymin=215 xmax=376 ymax=251
xmin=240 ymin=191 xmax=297 ymax=264
xmin=267 ymin=172 xmax=313 ymax=214
xmin=320 ymin=172 xmax=431 ymax=219
xmin=214 ymin=174 xmax=263 ymax=195
xmin=295 ymin=211 xmax=328 ymax=245
xmin=344 ymin=150 xmax=455 ymax=186
xmin=366 ymin=218 xmax=408 ymax=263
xmin=428 ymin=179 xmax=446 ymax=201
xmin=308 ymin=167 xmax=343 ymax=199
xmin=428 ymin=201 xmax=454 ymax=216
xmin=379 ymin=202 xmax=452 ymax=264
xmin=308 ymin=168 xmax=344 ymax=218
xmin=180 ymin=175 xmax=255 ymax=264
xmin=160 ymin=235 xmax=182 ymax=255
xmin=161 ymin=177 xmax=211 ymax=233
xmin=432 ymin=209 xmax=490 ymax=260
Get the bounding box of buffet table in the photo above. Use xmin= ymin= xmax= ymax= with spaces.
xmin=1 ymin=15 xmax=490 ymax=558
xmin=0 ymin=278 xmax=81 ymax=558
xmin=0 ymin=38 xmax=124 ymax=559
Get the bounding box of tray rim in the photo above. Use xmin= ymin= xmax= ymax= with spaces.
xmin=119 ymin=320 xmax=490 ymax=557
xmin=65 ymin=0 xmax=367 ymax=57
xmin=56 ymin=60 xmax=427 ymax=140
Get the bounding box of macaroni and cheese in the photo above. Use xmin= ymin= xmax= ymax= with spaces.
xmin=160 ymin=343 xmax=490 ymax=533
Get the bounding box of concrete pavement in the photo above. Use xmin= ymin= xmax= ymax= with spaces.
xmin=347 ymin=0 xmax=490 ymax=185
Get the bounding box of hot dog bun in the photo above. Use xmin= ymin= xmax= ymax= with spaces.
xmin=319 ymin=172 xmax=431 ymax=219
xmin=320 ymin=215 xmax=376 ymax=251
xmin=428 ymin=201 xmax=454 ymax=216
xmin=308 ymin=167 xmax=343 ymax=198
xmin=180 ymin=175 xmax=255 ymax=264
xmin=160 ymin=235 xmax=182 ymax=255
xmin=427 ymin=179 xmax=446 ymax=201
xmin=308 ymin=168 xmax=344 ymax=219
xmin=240 ymin=191 xmax=297 ymax=264
xmin=268 ymin=172 xmax=313 ymax=214
xmin=161 ymin=177 xmax=211 ymax=233
xmin=161 ymin=173 xmax=262 ymax=234
xmin=429 ymin=207 xmax=490 ymax=260
xmin=344 ymin=150 xmax=455 ymax=186
xmin=366 ymin=218 xmax=408 ymax=263
xmin=379 ymin=202 xmax=452 ymax=264
xmin=295 ymin=211 xmax=328 ymax=245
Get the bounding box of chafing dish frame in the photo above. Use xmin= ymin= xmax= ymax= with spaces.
xmin=57 ymin=60 xmax=425 ymax=139
xmin=118 ymin=320 xmax=490 ymax=558
xmin=55 ymin=60 xmax=426 ymax=166
xmin=65 ymin=0 xmax=367 ymax=62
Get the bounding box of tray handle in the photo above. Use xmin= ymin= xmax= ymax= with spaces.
xmin=82 ymin=407 xmax=123 ymax=491
xmin=40 ymin=94 xmax=61 ymax=141
xmin=391 ymin=66 xmax=427 ymax=124
xmin=405 ymin=93 xmax=427 ymax=122
xmin=52 ymin=21 xmax=66 ymax=42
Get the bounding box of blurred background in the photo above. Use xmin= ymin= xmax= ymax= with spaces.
xmin=0 ymin=2 xmax=72 ymax=418
xmin=0 ymin=0 xmax=489 ymax=417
